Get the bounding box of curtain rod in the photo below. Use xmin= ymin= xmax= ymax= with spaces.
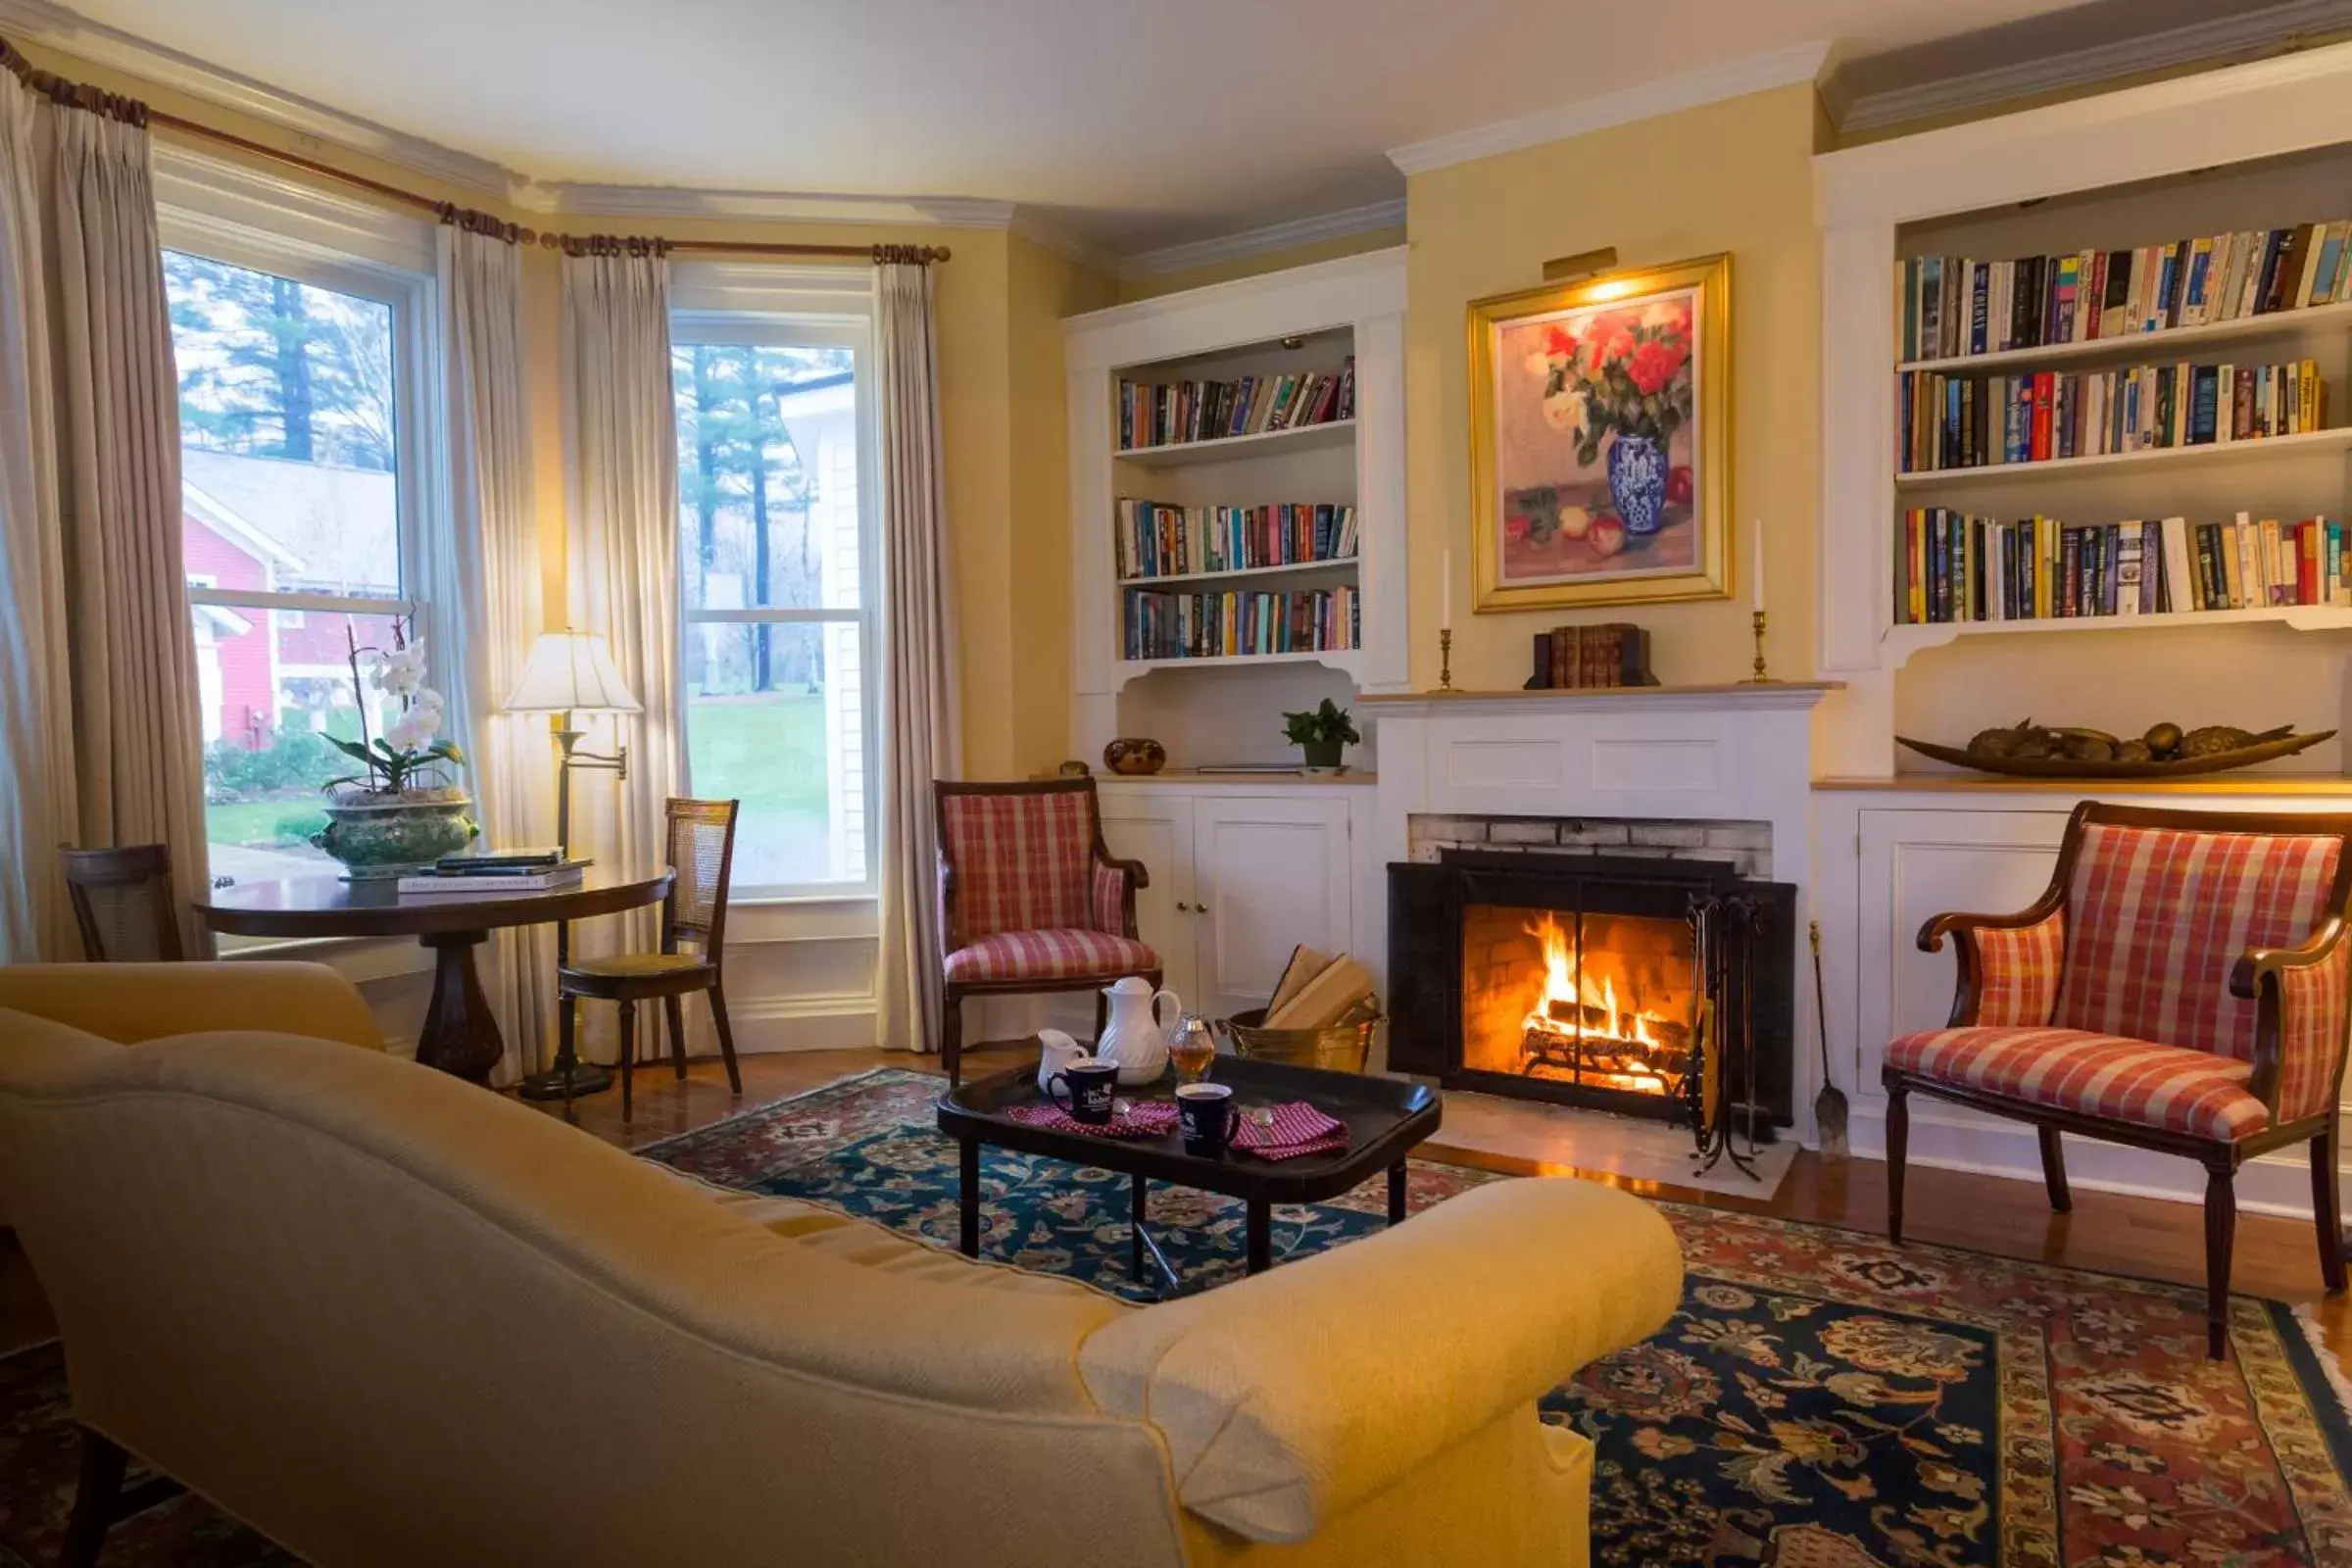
xmin=0 ymin=44 xmax=948 ymax=263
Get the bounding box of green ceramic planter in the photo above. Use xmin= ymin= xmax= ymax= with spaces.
xmin=313 ymin=794 xmax=478 ymax=880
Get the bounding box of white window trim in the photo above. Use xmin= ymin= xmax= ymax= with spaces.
xmin=671 ymin=271 xmax=884 ymax=905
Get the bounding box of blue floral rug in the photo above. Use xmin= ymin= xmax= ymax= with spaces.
xmin=4 ymin=1067 xmax=2349 ymax=1567
xmin=640 ymin=1069 xmax=2352 ymax=1568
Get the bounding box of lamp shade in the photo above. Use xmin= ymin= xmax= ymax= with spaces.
xmin=503 ymin=631 xmax=643 ymax=714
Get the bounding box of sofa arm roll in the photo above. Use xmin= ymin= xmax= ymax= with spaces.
xmin=0 ymin=962 xmax=382 ymax=1051
xmin=1076 ymin=1175 xmax=1682 ymax=1543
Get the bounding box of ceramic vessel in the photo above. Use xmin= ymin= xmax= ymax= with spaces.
xmin=1102 ymin=737 xmax=1166 ymax=776
xmin=1034 ymin=1028 xmax=1090 ymax=1094
xmin=313 ymin=792 xmax=478 ymax=880
xmin=1607 ymin=432 xmax=1668 ymax=537
xmin=1096 ymin=974 xmax=1181 ymax=1086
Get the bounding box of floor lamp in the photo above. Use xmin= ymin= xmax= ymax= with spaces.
xmin=503 ymin=630 xmax=643 ymax=1102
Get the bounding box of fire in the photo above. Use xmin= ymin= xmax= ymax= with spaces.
xmin=1521 ymin=913 xmax=1666 ymax=1051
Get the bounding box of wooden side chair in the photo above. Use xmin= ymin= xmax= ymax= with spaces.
xmin=935 ymin=777 xmax=1156 ymax=1085
xmin=60 ymin=844 xmax=184 ymax=962
xmin=1886 ymin=801 xmax=2352 ymax=1359
xmin=559 ymin=798 xmax=743 ymax=1122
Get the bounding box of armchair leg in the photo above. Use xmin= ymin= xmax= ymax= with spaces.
xmin=1885 ymin=1076 xmax=1910 ymax=1246
xmin=62 ymin=1426 xmax=126 ymax=1568
xmin=2204 ymin=1159 xmax=2237 ymax=1361
xmin=2037 ymin=1125 xmax=2073 ymax=1214
xmin=2315 ymin=1121 xmax=2347 ymax=1295
xmin=942 ymin=987 xmax=963 ymax=1087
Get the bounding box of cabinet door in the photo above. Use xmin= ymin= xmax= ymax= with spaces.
xmin=1190 ymin=795 xmax=1352 ymax=1019
xmin=1099 ymin=796 xmax=1196 ymax=1002
xmin=1856 ymin=808 xmax=2071 ymax=1095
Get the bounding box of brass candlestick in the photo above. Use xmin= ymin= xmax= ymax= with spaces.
xmin=1746 ymin=610 xmax=1769 ymax=682
xmin=1439 ymin=628 xmax=1456 ymax=692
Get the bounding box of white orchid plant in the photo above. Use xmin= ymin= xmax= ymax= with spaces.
xmin=324 ymin=617 xmax=466 ymax=798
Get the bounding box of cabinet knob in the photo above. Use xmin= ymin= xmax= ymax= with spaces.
xmin=1196 ymin=902 xmax=1210 ymax=914
xmin=1174 ymin=900 xmax=1191 ymax=912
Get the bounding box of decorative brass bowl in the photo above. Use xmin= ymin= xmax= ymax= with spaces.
xmin=1897 ymin=728 xmax=2334 ymax=779
xmin=1216 ymin=1006 xmax=1377 ymax=1074
xmin=1102 ymin=737 xmax=1166 ymax=775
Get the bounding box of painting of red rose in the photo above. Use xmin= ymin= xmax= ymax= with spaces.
xmin=1468 ymin=255 xmax=1731 ymax=610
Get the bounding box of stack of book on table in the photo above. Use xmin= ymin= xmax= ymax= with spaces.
xmin=398 ymin=849 xmax=588 ymax=896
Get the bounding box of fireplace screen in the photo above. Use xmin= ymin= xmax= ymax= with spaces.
xmin=1459 ymin=904 xmax=1697 ymax=1099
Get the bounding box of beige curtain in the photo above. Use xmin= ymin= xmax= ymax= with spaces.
xmin=0 ymin=75 xmax=203 ymax=960
xmin=0 ymin=70 xmax=75 ymax=961
xmin=873 ymin=260 xmax=959 ymax=1054
xmin=561 ymin=244 xmax=682 ymax=1063
xmin=430 ymin=220 xmax=550 ymax=1083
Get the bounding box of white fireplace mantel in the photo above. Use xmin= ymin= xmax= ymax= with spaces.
xmin=1363 ymin=680 xmax=1838 ymax=1143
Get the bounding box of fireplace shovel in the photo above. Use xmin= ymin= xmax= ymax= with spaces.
xmin=1809 ymin=920 xmax=1850 ymax=1159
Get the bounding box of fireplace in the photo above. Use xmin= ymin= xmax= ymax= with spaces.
xmin=1389 ymin=850 xmax=1795 ymax=1133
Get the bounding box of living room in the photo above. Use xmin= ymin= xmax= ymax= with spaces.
xmin=4 ymin=1 xmax=2352 ymax=1563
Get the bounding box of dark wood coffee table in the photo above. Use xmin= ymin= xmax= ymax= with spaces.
xmin=936 ymin=1055 xmax=1442 ymax=1290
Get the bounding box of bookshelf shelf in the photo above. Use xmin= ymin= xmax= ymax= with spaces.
xmin=1115 ymin=648 xmax=1361 ymax=676
xmin=1884 ymin=604 xmax=2352 ymax=667
xmin=1895 ymin=296 xmax=2352 ymax=374
xmin=1894 ymin=423 xmax=2352 ymax=488
xmin=1115 ymin=418 xmax=1356 ymax=469
xmin=1117 ymin=558 xmax=1357 ymax=589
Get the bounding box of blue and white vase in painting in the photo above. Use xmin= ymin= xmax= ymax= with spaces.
xmin=1606 ymin=432 xmax=1668 ymax=537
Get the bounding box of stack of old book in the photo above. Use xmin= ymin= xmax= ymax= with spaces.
xmin=397 ymin=849 xmax=587 ymax=897
xmin=1262 ymin=945 xmax=1379 ymax=1028
xmin=1526 ymin=623 xmax=1655 ymax=690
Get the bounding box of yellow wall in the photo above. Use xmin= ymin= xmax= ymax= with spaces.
xmin=23 ymin=37 xmax=1108 ymax=779
xmin=1116 ymin=225 xmax=1407 ymax=303
xmin=1404 ymin=82 xmax=1823 ymax=689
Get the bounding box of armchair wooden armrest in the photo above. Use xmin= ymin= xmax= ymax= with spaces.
xmin=2229 ymin=915 xmax=2347 ymax=999
xmin=1100 ymin=855 xmax=1149 ymax=891
xmin=1917 ymin=895 xmax=2065 ymax=955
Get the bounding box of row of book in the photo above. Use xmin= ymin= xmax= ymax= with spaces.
xmin=396 ymin=848 xmax=586 ymax=898
xmin=1526 ymin=623 xmax=1654 ymax=690
xmin=1895 ymin=508 xmax=2352 ymax=624
xmin=1122 ymin=586 xmax=1360 ymax=662
xmin=1114 ymin=499 xmax=1359 ymax=580
xmin=1897 ymin=358 xmax=2325 ymax=472
xmin=1896 ymin=220 xmax=2352 ymax=363
xmin=1117 ymin=359 xmax=1354 ymax=450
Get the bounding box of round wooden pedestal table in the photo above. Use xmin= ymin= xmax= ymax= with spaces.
xmin=195 ymin=868 xmax=673 ymax=1084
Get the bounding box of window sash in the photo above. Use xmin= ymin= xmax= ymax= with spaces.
xmin=670 ymin=299 xmax=880 ymax=902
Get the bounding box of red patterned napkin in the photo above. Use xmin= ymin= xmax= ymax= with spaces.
xmin=1005 ymin=1101 xmax=1179 ymax=1140
xmin=1232 ymin=1101 xmax=1349 ymax=1160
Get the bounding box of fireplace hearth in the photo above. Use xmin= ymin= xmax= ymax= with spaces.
xmin=1389 ymin=850 xmax=1795 ymax=1136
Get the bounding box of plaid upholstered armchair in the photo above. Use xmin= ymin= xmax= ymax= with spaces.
xmin=1885 ymin=802 xmax=2352 ymax=1359
xmin=934 ymin=777 xmax=1157 ymax=1084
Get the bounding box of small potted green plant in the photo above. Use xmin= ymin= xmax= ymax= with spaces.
xmin=1282 ymin=698 xmax=1361 ymax=773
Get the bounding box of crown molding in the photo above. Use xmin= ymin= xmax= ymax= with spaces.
xmin=1830 ymin=0 xmax=2352 ymax=133
xmin=1387 ymin=39 xmax=1834 ymax=177
xmin=0 ymin=0 xmax=518 ymax=199
xmin=509 ymin=180 xmax=1017 ymax=228
xmin=1118 ymin=198 xmax=1406 ymax=280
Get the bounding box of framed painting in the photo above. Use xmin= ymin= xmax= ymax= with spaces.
xmin=1467 ymin=252 xmax=1731 ymax=611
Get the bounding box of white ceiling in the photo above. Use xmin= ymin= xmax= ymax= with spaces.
xmin=48 ymin=0 xmax=2089 ymax=255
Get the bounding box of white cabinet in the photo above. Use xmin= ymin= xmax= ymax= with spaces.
xmin=1854 ymin=807 xmax=2071 ymax=1092
xmin=1099 ymin=784 xmax=1357 ymax=1019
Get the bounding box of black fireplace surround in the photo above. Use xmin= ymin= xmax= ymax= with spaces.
xmin=1389 ymin=849 xmax=1796 ymax=1131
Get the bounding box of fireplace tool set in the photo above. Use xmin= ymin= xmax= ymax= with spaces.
xmin=1685 ymin=891 xmax=1766 ymax=1180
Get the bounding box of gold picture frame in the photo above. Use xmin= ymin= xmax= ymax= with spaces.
xmin=1467 ymin=252 xmax=1732 ymax=612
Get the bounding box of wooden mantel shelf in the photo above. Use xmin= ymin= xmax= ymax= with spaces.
xmin=1362 ymin=681 xmax=1841 ymax=718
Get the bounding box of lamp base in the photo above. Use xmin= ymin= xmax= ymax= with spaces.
xmin=516 ymin=1061 xmax=614 ymax=1102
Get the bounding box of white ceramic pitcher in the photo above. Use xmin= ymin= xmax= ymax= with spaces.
xmin=1097 ymin=975 xmax=1181 ymax=1086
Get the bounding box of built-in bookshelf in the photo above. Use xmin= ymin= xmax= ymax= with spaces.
xmin=1062 ymin=250 xmax=1406 ymax=764
xmin=1817 ymin=99 xmax=2352 ymax=777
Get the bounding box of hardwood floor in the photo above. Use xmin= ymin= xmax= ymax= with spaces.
xmin=6 ymin=1046 xmax=2347 ymax=1365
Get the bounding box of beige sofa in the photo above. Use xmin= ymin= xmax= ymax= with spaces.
xmin=0 ymin=962 xmax=1685 ymax=1568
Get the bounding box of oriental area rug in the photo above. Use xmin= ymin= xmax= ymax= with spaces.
xmin=4 ymin=1068 xmax=2349 ymax=1568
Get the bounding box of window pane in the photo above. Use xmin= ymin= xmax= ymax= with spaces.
xmin=166 ymin=250 xmax=402 ymax=601
xmin=685 ymin=620 xmax=867 ymax=889
xmin=673 ymin=341 xmax=860 ymax=612
xmin=193 ymin=607 xmax=427 ymax=880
